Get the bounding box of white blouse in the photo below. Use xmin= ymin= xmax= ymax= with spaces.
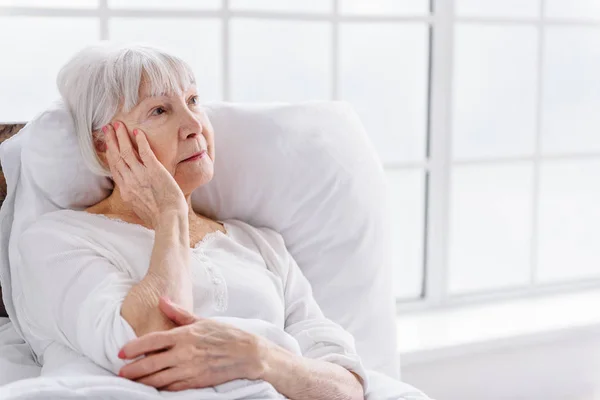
xmin=15 ymin=209 xmax=367 ymax=396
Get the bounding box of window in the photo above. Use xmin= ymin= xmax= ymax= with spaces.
xmin=444 ymin=0 xmax=600 ymax=306
xmin=1 ymin=0 xmax=598 ymax=309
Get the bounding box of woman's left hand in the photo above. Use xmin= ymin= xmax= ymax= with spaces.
xmin=117 ymin=297 xmax=266 ymax=391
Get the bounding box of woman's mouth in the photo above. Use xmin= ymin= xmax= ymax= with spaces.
xmin=181 ymin=150 xmax=206 ymax=163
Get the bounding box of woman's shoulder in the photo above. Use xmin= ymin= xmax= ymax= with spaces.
xmin=25 ymin=209 xmax=96 ymax=231
xmin=223 ymin=219 xmax=287 ymax=250
xmin=19 ymin=209 xmax=110 ymax=246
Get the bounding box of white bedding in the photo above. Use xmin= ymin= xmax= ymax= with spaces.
xmin=0 ymin=373 xmax=430 ymax=400
xmin=0 ymin=100 xmax=434 ymax=399
xmin=0 ymin=318 xmax=430 ymax=399
xmin=0 ymin=318 xmax=40 ymax=386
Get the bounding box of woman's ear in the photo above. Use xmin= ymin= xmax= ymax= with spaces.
xmin=92 ymin=130 xmax=108 ymax=166
xmin=92 ymin=130 xmax=106 ymax=152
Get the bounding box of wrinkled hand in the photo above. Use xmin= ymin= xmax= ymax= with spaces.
xmin=104 ymin=121 xmax=188 ymax=228
xmin=117 ymin=297 xmax=266 ymax=391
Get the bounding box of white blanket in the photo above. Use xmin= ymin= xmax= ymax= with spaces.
xmin=1 ymin=317 xmax=430 ymax=399
xmin=0 ymin=319 xmax=39 ymax=385
xmin=0 ymin=373 xmax=430 ymax=400
xmin=1 ymin=316 xmax=432 ymax=399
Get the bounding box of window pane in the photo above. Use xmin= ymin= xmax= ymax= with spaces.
xmin=546 ymin=0 xmax=600 ymax=20
xmin=0 ymin=0 xmax=97 ymax=7
xmin=0 ymin=17 xmax=98 ymax=122
xmin=456 ymin=0 xmax=540 ymax=18
xmin=109 ymin=0 xmax=220 ymax=9
xmin=340 ymin=0 xmax=429 ymax=15
xmin=230 ymin=19 xmax=330 ymax=102
xmin=449 ymin=163 xmax=533 ymax=294
xmin=453 ymin=25 xmax=538 ymax=159
xmin=109 ymin=18 xmax=222 ymax=102
xmin=541 ymin=28 xmax=600 ymax=154
xmin=386 ymin=169 xmax=425 ymax=300
xmin=230 ymin=0 xmax=332 ymax=13
xmin=339 ymin=23 xmax=428 ymax=163
xmin=537 ymin=160 xmax=600 ymax=283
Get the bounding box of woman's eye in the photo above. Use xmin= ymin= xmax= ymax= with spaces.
xmin=188 ymin=96 xmax=199 ymax=106
xmin=151 ymin=107 xmax=166 ymax=116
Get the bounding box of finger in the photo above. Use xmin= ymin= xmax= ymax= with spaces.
xmin=136 ymin=367 xmax=186 ymax=389
xmin=159 ymin=297 xmax=198 ymax=326
xmin=119 ymin=350 xmax=177 ymax=380
xmin=112 ymin=121 xmax=144 ymax=175
xmin=103 ymin=125 xmax=128 ymax=186
xmin=133 ymin=128 xmax=159 ymax=167
xmin=119 ymin=331 xmax=176 ymax=360
xmin=104 ymin=124 xmax=121 ymax=168
xmin=161 ymin=379 xmax=192 ymax=392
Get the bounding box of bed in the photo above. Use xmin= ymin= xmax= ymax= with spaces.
xmin=0 ymin=315 xmax=428 ymax=400
xmin=0 ymin=318 xmax=40 ymax=385
xmin=0 ymin=104 xmax=433 ymax=399
xmin=0 ymin=315 xmax=427 ymax=399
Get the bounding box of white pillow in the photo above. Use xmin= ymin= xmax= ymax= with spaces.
xmin=1 ymin=100 xmax=399 ymax=378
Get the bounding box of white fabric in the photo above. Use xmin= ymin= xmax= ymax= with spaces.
xmin=0 ymin=375 xmax=431 ymax=400
xmin=0 ymin=99 xmax=434 ymax=398
xmin=0 ymin=319 xmax=432 ymax=400
xmin=0 ymin=318 xmax=39 ymax=386
xmin=0 ymin=316 xmax=430 ymax=400
xmin=0 ymin=101 xmax=113 ymax=345
xmin=0 ymin=371 xmax=429 ymax=400
xmin=0 ymin=100 xmax=398 ymax=377
xmin=191 ymin=102 xmax=398 ymax=377
xmin=15 ymin=210 xmax=368 ymax=395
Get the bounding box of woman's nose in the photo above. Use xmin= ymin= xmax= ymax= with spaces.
xmin=179 ymin=115 xmax=203 ymax=140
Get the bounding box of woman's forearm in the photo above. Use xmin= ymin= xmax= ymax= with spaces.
xmin=121 ymin=211 xmax=193 ymax=337
xmin=260 ymin=341 xmax=364 ymax=400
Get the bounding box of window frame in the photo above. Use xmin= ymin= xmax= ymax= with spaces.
xmin=410 ymin=0 xmax=600 ymax=314
xmin=2 ymin=0 xmax=600 ymax=313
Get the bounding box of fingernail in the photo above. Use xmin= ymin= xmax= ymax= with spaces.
xmin=102 ymin=126 xmax=107 ymax=134
xmin=133 ymin=129 xmax=138 ymax=136
xmin=118 ymin=349 xmax=126 ymax=359
xmin=113 ymin=122 xmax=120 ymax=130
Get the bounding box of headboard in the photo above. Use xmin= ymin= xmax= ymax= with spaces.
xmin=0 ymin=123 xmax=26 ymax=318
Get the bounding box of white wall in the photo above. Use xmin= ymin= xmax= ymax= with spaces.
xmin=401 ymin=329 xmax=600 ymax=400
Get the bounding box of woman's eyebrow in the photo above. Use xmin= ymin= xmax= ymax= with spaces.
xmin=133 ymin=95 xmax=171 ymax=112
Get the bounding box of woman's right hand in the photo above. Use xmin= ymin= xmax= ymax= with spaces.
xmin=103 ymin=121 xmax=188 ymax=229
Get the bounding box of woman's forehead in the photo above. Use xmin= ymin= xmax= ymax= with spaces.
xmin=137 ymin=79 xmax=196 ymax=101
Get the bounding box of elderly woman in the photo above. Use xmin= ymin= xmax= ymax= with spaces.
xmin=16 ymin=44 xmax=366 ymax=399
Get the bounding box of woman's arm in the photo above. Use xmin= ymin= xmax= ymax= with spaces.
xmin=15 ymin=124 xmax=194 ymax=375
xmin=120 ymin=210 xmax=192 ymax=337
xmin=116 ymin=297 xmax=364 ymax=398
xmin=105 ymin=122 xmax=193 ymax=337
xmin=260 ymin=339 xmax=364 ymax=400
xmin=263 ymin=229 xmax=369 ymax=398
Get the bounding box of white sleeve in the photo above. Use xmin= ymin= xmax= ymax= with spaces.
xmin=275 ymin=236 xmax=369 ymax=392
xmin=18 ymin=222 xmax=138 ymax=375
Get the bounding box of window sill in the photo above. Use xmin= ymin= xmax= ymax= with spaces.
xmin=396 ymin=288 xmax=600 ymax=366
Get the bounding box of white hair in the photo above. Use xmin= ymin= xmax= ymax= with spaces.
xmin=57 ymin=42 xmax=196 ymax=176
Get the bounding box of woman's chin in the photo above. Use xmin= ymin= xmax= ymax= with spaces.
xmin=178 ymin=170 xmax=214 ymax=195
xmin=176 ymin=156 xmax=214 ymax=192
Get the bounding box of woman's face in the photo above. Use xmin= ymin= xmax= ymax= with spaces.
xmin=106 ymin=82 xmax=215 ymax=196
